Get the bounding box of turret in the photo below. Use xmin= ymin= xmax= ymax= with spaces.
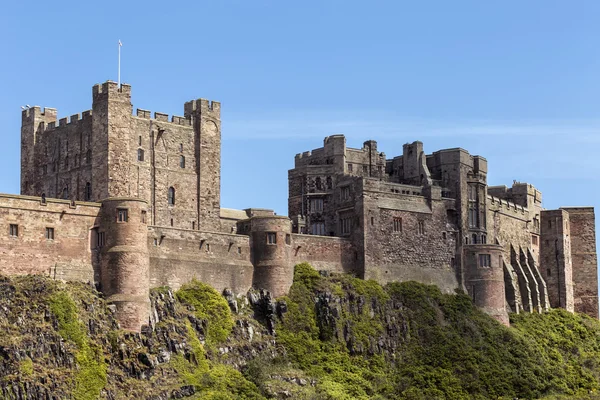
xmin=184 ymin=99 xmax=221 ymax=232
xmin=92 ymin=81 xmax=133 ymax=200
xmin=248 ymin=216 xmax=293 ymax=297
xmin=463 ymin=243 xmax=508 ymax=325
xmin=98 ymin=198 xmax=149 ymax=332
xmin=21 ymin=107 xmax=57 ymax=195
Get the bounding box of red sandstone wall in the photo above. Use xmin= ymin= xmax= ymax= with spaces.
xmin=148 ymin=227 xmax=253 ymax=294
xmin=0 ymin=195 xmax=99 ymax=281
xmin=291 ymin=234 xmax=356 ymax=275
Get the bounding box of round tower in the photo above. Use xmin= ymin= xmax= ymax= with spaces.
xmin=98 ymin=198 xmax=149 ymax=332
xmin=463 ymin=243 xmax=508 ymax=325
xmin=250 ymin=216 xmax=293 ymax=297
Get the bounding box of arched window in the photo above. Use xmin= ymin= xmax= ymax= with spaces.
xmin=179 ymin=156 xmax=185 ymax=169
xmin=137 ymin=149 xmax=144 ymax=162
xmin=84 ymin=182 xmax=91 ymax=201
xmin=168 ymin=187 xmax=175 ymax=205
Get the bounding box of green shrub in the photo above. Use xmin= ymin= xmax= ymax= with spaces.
xmin=176 ymin=279 xmax=234 ymax=345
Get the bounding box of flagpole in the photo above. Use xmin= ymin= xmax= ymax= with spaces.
xmin=118 ymin=40 xmax=121 ymax=88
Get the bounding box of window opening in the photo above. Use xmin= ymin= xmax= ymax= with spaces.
xmin=9 ymin=224 xmax=18 ymax=237
xmin=45 ymin=227 xmax=54 ymax=240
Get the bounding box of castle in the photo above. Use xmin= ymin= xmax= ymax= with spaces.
xmin=2 ymin=80 xmax=597 ymax=331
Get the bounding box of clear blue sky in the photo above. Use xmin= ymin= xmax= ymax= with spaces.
xmin=0 ymin=1 xmax=598 ymax=222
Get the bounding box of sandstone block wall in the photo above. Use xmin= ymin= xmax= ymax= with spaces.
xmin=148 ymin=226 xmax=253 ymax=295
xmin=565 ymin=207 xmax=599 ymax=317
xmin=0 ymin=194 xmax=99 ymax=281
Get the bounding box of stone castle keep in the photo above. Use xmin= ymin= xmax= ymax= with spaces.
xmin=2 ymin=80 xmax=597 ymax=330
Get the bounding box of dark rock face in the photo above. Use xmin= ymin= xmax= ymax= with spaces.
xmin=0 ymin=276 xmax=276 ymax=399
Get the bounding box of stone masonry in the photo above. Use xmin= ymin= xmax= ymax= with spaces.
xmin=2 ymin=80 xmax=596 ymax=331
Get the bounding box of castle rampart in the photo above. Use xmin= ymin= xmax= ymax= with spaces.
xmin=6 ymin=80 xmax=598 ymax=331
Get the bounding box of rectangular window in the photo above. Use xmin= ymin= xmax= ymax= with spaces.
xmin=311 ymin=223 xmax=325 ymax=236
xmin=478 ymin=254 xmax=491 ymax=268
xmin=340 ymin=186 xmax=350 ymax=200
xmin=532 ymin=235 xmax=538 ymax=246
xmin=138 ymin=136 xmax=142 ymax=146
xmin=117 ymin=209 xmax=128 ymax=222
xmin=97 ymin=232 xmax=105 ymax=248
xmin=310 ymin=198 xmax=324 ymax=213
xmin=341 ymin=217 xmax=352 ymax=235
xmin=238 ymin=246 xmax=242 ymax=254
xmin=266 ymin=232 xmax=277 ymax=244
xmin=141 ymin=211 xmax=147 ymax=224
xmin=9 ymin=224 xmax=18 ymax=237
xmin=45 ymin=227 xmax=54 ymax=240
xmin=393 ymin=217 xmax=403 ymax=232
xmin=418 ymin=221 xmax=425 ymax=235
xmin=347 ymin=163 xmax=353 ymax=172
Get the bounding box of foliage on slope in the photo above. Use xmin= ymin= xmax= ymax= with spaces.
xmin=2 ymin=267 xmax=600 ymax=399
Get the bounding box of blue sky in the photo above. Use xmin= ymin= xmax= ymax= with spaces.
xmin=0 ymin=0 xmax=598 ymax=221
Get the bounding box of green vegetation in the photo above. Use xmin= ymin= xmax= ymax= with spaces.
xmin=48 ymin=290 xmax=107 ymax=400
xmin=5 ymin=268 xmax=600 ymax=399
xmin=243 ymin=263 xmax=600 ymax=399
xmin=176 ymin=279 xmax=234 ymax=345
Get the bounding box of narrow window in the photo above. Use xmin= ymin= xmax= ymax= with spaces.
xmin=340 ymin=186 xmax=350 ymax=200
xmin=481 ymin=235 xmax=487 ymax=244
xmin=179 ymin=143 xmax=183 ymax=152
xmin=206 ymin=243 xmax=210 ymax=252
xmin=168 ymin=187 xmax=175 ymax=205
xmin=97 ymin=231 xmax=105 ymax=248
xmin=62 ymin=187 xmax=69 ymax=200
xmin=41 ymin=193 xmax=46 ymax=204
xmin=418 ymin=221 xmax=425 ymax=235
xmin=266 ymin=232 xmax=277 ymax=244
xmin=84 ymin=182 xmax=91 ymax=201
xmin=478 ymin=254 xmax=491 ymax=267
xmin=472 ymin=233 xmax=478 ymax=244
xmin=192 ymin=221 xmax=195 ymax=230
xmin=64 ymin=156 xmax=69 ymax=169
xmin=9 ymin=224 xmax=18 ymax=237
xmin=153 ymin=238 xmax=158 ymax=246
xmin=532 ymin=235 xmax=538 ymax=246
xmin=170 ymin=218 xmax=174 ymax=227
xmin=141 ymin=211 xmax=147 ymax=224
xmin=137 ymin=149 xmax=145 ymax=162
xmin=180 ymin=156 xmax=185 ymax=168
xmin=238 ymin=246 xmax=242 ymax=254
xmin=442 ymin=231 xmax=447 ymax=240
xmin=285 ymin=234 xmax=291 ymax=245
xmin=45 ymin=227 xmax=54 ymax=240
xmin=86 ymin=149 xmax=91 ymax=164
xmin=371 ymin=217 xmax=374 ymax=226
xmin=117 ymin=208 xmax=128 ymax=222
xmin=393 ymin=217 xmax=403 ymax=232
xmin=138 ymin=136 xmax=142 ymax=146
xmin=547 ymin=268 xmax=552 ymax=277
xmin=363 ymin=165 xmax=368 ymax=174
xmin=347 ymin=163 xmax=353 ymax=172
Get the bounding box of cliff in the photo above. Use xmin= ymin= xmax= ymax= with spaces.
xmin=1 ymin=266 xmax=600 ymax=399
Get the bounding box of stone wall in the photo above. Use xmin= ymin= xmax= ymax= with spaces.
xmin=148 ymin=226 xmax=253 ymax=295
xmin=291 ymin=234 xmax=357 ymax=275
xmin=0 ymin=194 xmax=100 ymax=282
xmin=565 ymin=207 xmax=599 ymax=317
xmin=362 ymin=181 xmax=458 ymax=293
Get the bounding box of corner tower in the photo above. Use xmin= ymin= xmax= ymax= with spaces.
xmin=184 ymin=99 xmax=221 ymax=231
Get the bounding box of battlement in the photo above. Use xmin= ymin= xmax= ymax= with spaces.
xmin=134 ymin=109 xmax=192 ymax=126
xmin=183 ymin=98 xmax=221 ymax=117
xmin=488 ymin=194 xmax=528 ymax=214
xmin=92 ymin=81 xmax=132 ymax=97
